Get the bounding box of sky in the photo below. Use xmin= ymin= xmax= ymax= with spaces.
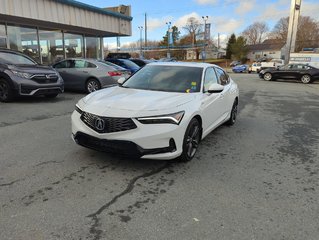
xmin=78 ymin=0 xmax=319 ymax=49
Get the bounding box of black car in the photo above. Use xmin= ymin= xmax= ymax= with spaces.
xmin=0 ymin=48 xmax=64 ymax=102
xmin=129 ymin=58 xmax=153 ymax=67
xmin=259 ymin=63 xmax=319 ymax=84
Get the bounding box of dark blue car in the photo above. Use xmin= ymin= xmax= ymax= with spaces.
xmin=104 ymin=58 xmax=140 ymax=74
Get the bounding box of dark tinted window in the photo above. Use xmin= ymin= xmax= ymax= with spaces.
xmin=123 ymin=65 xmax=203 ymax=93
xmin=54 ymin=60 xmax=68 ymax=69
xmin=121 ymin=59 xmax=140 ymax=69
xmin=214 ymin=67 xmax=229 ymax=85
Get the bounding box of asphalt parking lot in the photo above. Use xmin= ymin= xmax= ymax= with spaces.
xmin=1 ymin=74 xmax=319 ymax=240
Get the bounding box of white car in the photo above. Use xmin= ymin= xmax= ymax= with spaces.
xmin=71 ymin=62 xmax=239 ymax=161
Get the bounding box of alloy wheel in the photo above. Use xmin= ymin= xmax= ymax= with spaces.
xmin=301 ymin=75 xmax=311 ymax=84
xmin=0 ymin=81 xmax=9 ymax=101
xmin=185 ymin=122 xmax=201 ymax=158
xmin=264 ymin=73 xmax=272 ymax=81
xmin=87 ymin=80 xmax=100 ymax=93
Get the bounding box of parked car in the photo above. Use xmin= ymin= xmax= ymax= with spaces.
xmin=104 ymin=58 xmax=140 ymax=74
xmin=100 ymin=60 xmax=131 ymax=79
xmin=230 ymin=60 xmax=241 ymax=67
xmin=71 ymin=62 xmax=239 ymax=161
xmin=232 ymin=64 xmax=249 ymax=73
xmin=248 ymin=62 xmax=262 ymax=73
xmin=259 ymin=63 xmax=319 ymax=84
xmin=159 ymin=57 xmax=177 ymax=62
xmin=129 ymin=58 xmax=153 ymax=67
xmin=0 ymin=48 xmax=63 ymax=102
xmin=52 ymin=58 xmax=123 ymax=93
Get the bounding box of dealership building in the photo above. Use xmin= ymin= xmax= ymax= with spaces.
xmin=0 ymin=0 xmax=132 ymax=64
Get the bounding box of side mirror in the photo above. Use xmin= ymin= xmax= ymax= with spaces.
xmin=207 ymin=83 xmax=224 ymax=94
xmin=117 ymin=77 xmax=126 ymax=85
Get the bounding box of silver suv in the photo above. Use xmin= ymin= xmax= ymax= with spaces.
xmin=0 ymin=48 xmax=64 ymax=102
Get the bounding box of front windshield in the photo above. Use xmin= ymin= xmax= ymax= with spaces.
xmin=0 ymin=52 xmax=36 ymax=65
xmin=122 ymin=65 xmax=203 ymax=93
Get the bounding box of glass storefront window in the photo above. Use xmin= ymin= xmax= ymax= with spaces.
xmin=64 ymin=33 xmax=83 ymax=58
xmin=85 ymin=37 xmax=101 ymax=59
xmin=38 ymin=29 xmax=63 ymax=65
xmin=7 ymin=25 xmax=39 ymax=62
xmin=0 ymin=23 xmax=7 ymax=48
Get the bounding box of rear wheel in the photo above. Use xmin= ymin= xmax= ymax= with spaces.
xmin=179 ymin=118 xmax=201 ymax=162
xmin=301 ymin=74 xmax=312 ymax=84
xmin=226 ymin=100 xmax=238 ymax=126
xmin=263 ymin=72 xmax=272 ymax=81
xmin=0 ymin=78 xmax=14 ymax=102
xmin=86 ymin=78 xmax=101 ymax=93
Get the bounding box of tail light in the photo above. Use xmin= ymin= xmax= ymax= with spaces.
xmin=108 ymin=71 xmax=122 ymax=76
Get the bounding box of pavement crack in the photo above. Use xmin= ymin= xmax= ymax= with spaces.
xmin=86 ymin=162 xmax=170 ymax=240
xmin=35 ymin=160 xmax=64 ymax=167
xmin=0 ymin=179 xmax=21 ymax=187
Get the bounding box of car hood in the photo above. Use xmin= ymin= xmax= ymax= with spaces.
xmin=81 ymin=86 xmax=195 ymax=116
xmin=8 ymin=64 xmax=57 ymax=74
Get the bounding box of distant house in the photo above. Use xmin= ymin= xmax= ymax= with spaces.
xmin=247 ymin=39 xmax=286 ymax=61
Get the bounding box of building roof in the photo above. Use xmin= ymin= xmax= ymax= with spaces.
xmin=53 ymin=0 xmax=132 ymax=20
xmin=248 ymin=39 xmax=286 ymax=52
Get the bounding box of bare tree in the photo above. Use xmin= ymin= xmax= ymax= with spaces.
xmin=182 ymin=17 xmax=203 ymax=59
xmin=271 ymin=16 xmax=319 ymax=51
xmin=242 ymin=21 xmax=269 ymax=45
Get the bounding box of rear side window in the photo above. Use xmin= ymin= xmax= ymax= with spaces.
xmin=54 ymin=61 xmax=68 ymax=69
xmin=214 ymin=68 xmax=230 ymax=85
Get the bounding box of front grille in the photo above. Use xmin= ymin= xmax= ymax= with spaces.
xmin=31 ymin=74 xmax=58 ymax=84
xmin=81 ymin=112 xmax=137 ymax=133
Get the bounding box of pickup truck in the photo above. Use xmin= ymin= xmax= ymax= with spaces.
xmin=260 ymin=59 xmax=284 ymax=70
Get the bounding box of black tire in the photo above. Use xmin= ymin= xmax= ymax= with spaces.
xmin=86 ymin=78 xmax=101 ymax=93
xmin=0 ymin=78 xmax=14 ymax=102
xmin=44 ymin=93 xmax=59 ymax=98
xmin=179 ymin=118 xmax=201 ymax=162
xmin=300 ymin=74 xmax=312 ymax=84
xmin=226 ymin=100 xmax=238 ymax=126
xmin=263 ymin=72 xmax=272 ymax=81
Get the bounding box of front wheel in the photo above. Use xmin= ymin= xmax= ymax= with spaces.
xmin=301 ymin=74 xmax=312 ymax=84
xmin=0 ymin=79 xmax=14 ymax=102
xmin=179 ymin=118 xmax=201 ymax=162
xmin=263 ymin=72 xmax=272 ymax=81
xmin=86 ymin=79 xmax=101 ymax=93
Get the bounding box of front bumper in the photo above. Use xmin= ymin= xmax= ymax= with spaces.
xmin=71 ymin=111 xmax=185 ymax=160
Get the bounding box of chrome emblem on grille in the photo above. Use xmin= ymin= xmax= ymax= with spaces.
xmin=95 ymin=118 xmax=105 ymax=131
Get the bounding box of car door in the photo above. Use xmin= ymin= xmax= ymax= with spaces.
xmin=214 ymin=67 xmax=233 ymax=114
xmin=53 ymin=60 xmax=73 ymax=89
xmin=276 ymin=64 xmax=295 ymax=79
xmin=64 ymin=59 xmax=91 ymax=90
xmin=200 ymin=67 xmax=225 ymax=133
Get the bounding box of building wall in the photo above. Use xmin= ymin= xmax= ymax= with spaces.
xmin=0 ymin=0 xmax=131 ymax=37
xmin=248 ymin=50 xmax=282 ymax=61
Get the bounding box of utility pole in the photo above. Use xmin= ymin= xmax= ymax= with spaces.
xmin=285 ymin=0 xmax=302 ymax=64
xmin=202 ymin=16 xmax=209 ymax=62
xmin=166 ymin=22 xmax=171 ymax=58
xmin=138 ymin=26 xmax=143 ymax=58
xmin=144 ymin=13 xmax=147 ymax=50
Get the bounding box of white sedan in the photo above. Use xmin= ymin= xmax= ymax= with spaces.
xmin=71 ymin=62 xmax=239 ymax=161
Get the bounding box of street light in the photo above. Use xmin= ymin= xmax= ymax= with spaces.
xmin=138 ymin=26 xmax=143 ymax=58
xmin=166 ymin=22 xmax=171 ymax=58
xmin=202 ymin=16 xmax=209 ymax=62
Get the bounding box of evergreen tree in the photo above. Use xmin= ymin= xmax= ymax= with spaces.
xmin=226 ymin=33 xmax=236 ymax=59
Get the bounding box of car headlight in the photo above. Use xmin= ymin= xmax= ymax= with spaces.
xmin=75 ymin=104 xmax=83 ymax=114
xmin=11 ymin=70 xmax=33 ymax=79
xmin=136 ymin=111 xmax=185 ymax=125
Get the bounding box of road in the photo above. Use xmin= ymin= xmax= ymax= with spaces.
xmin=1 ymin=74 xmax=319 ymax=240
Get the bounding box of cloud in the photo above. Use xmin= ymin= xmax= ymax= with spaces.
xmin=173 ymin=12 xmax=202 ymax=30
xmin=148 ymin=16 xmax=173 ymax=31
xmin=235 ymin=0 xmax=256 ymax=15
xmin=301 ymin=1 xmax=319 ymax=20
xmin=214 ymin=17 xmax=244 ymax=34
xmin=257 ymin=3 xmax=289 ymax=22
xmin=194 ymin=0 xmax=218 ymax=5
xmin=213 ymin=34 xmax=228 ymax=48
